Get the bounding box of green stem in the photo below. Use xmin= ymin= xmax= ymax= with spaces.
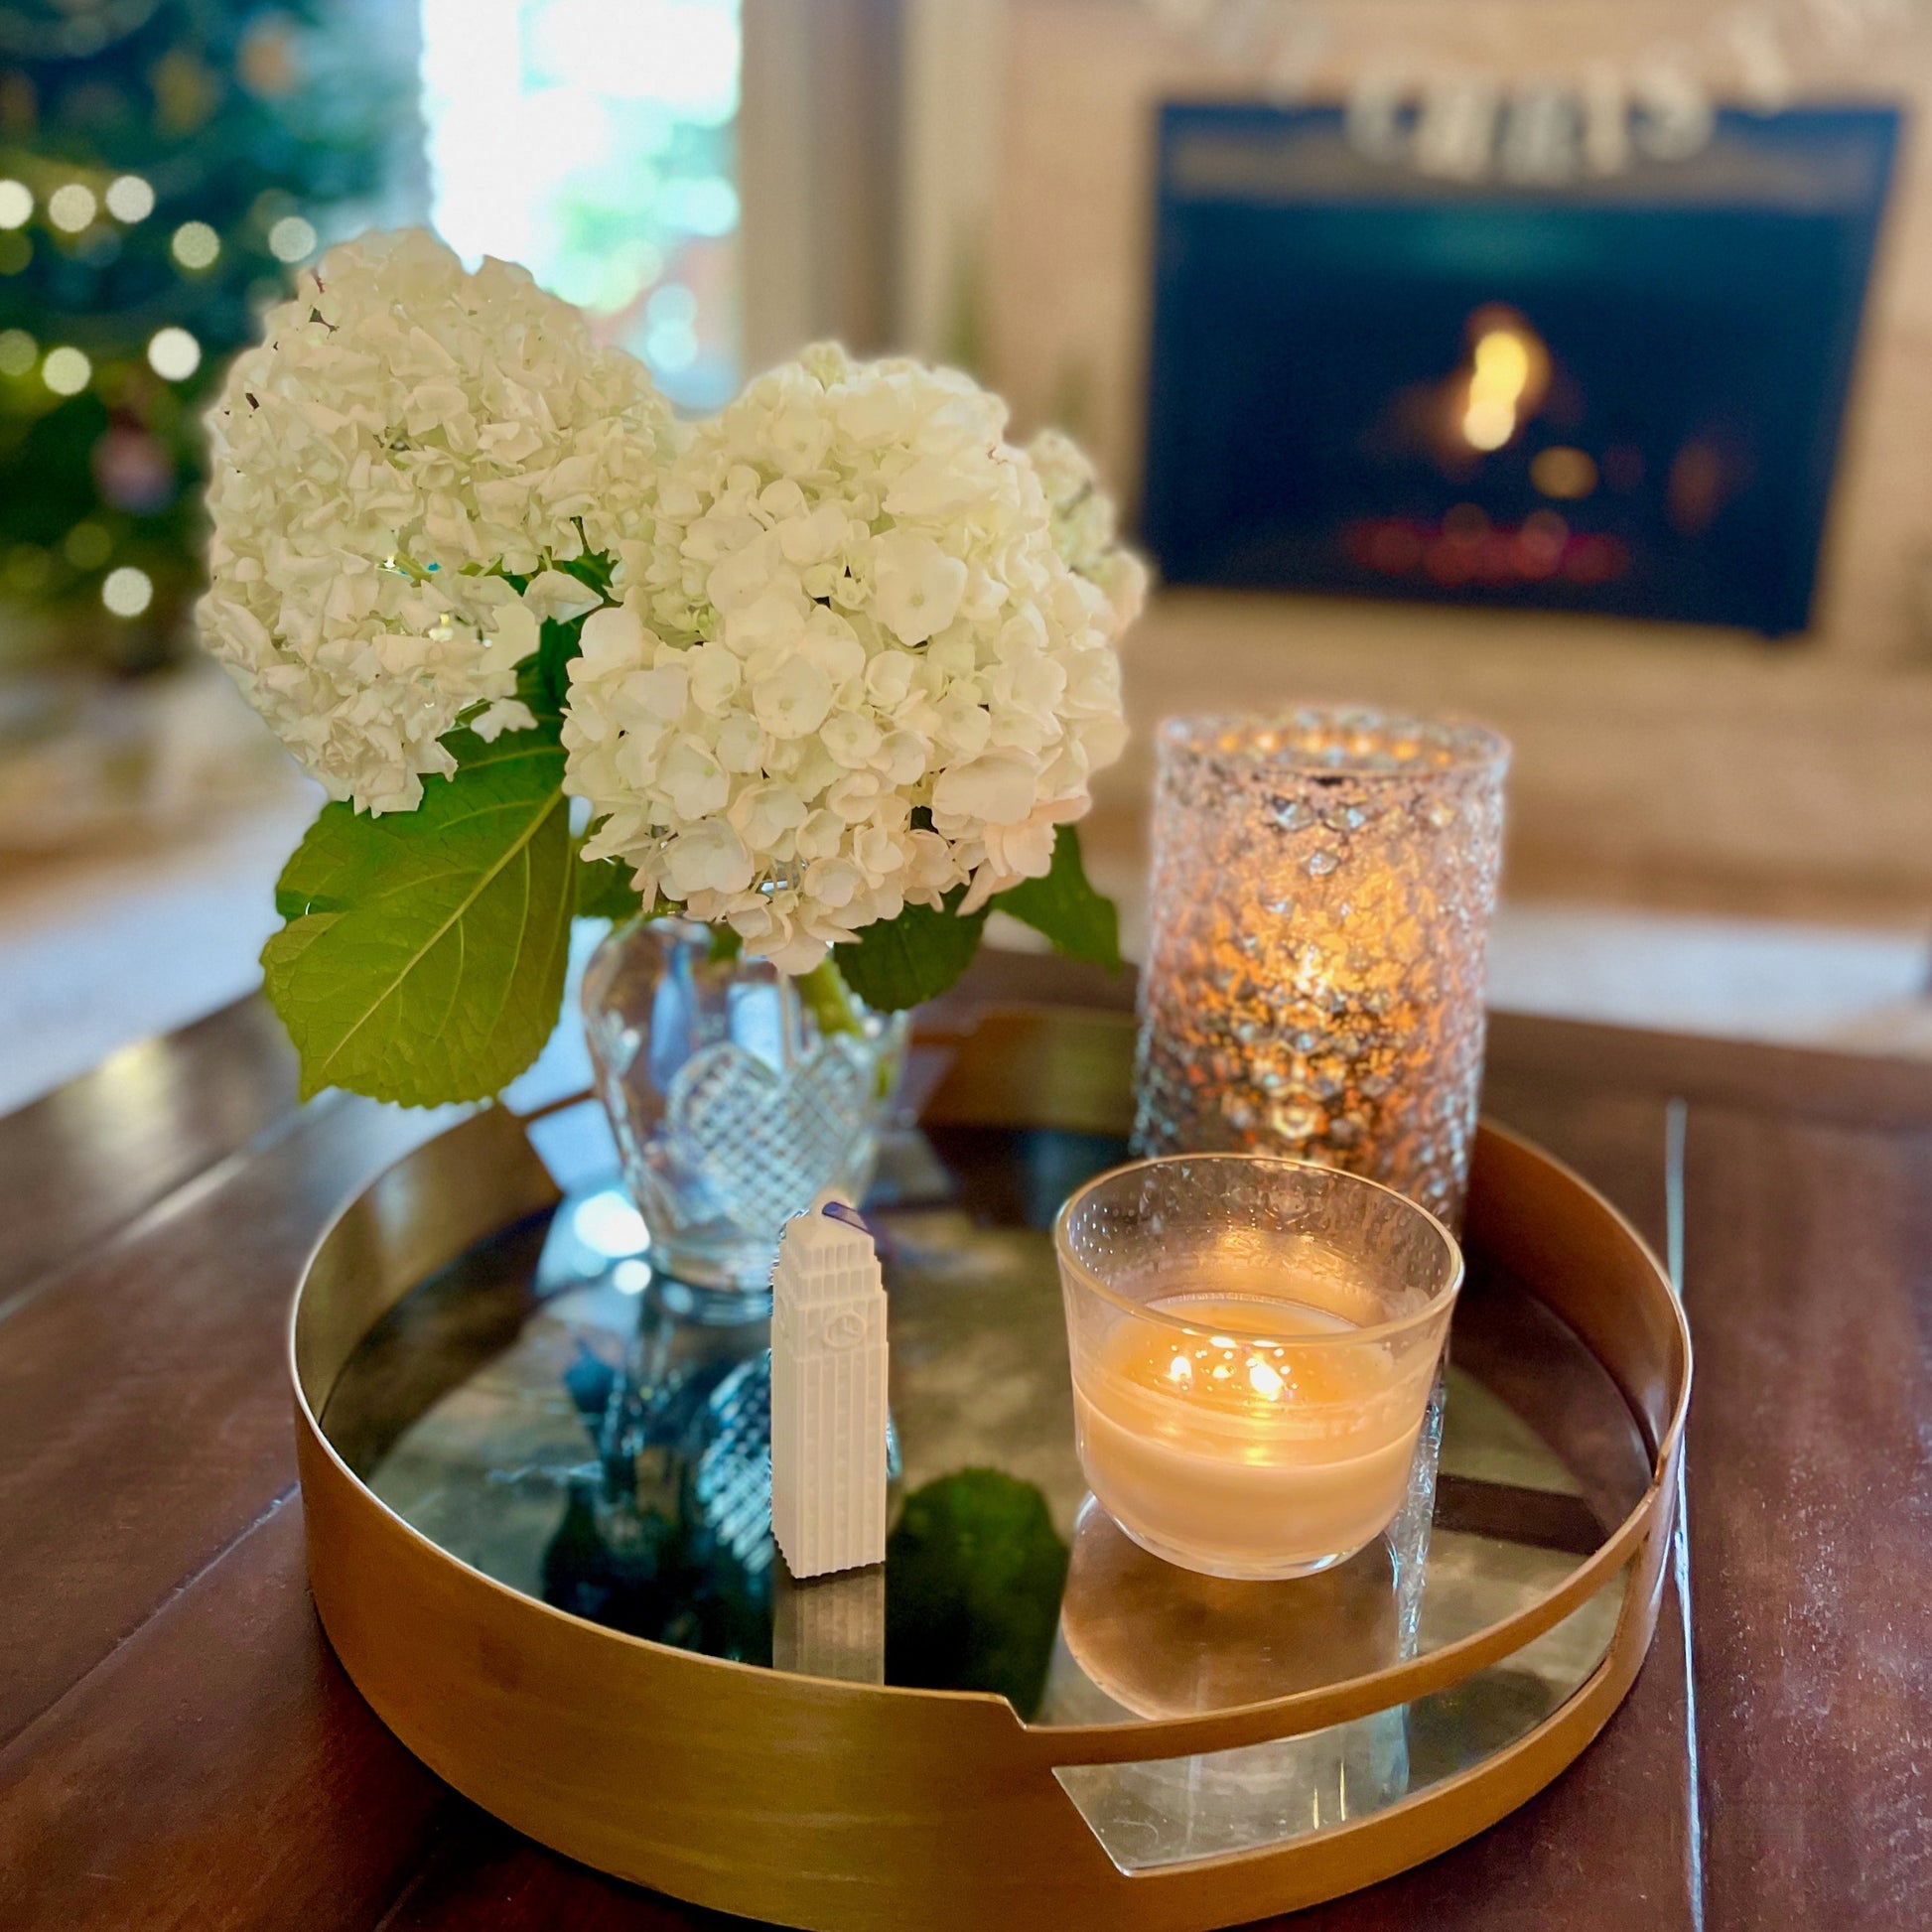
xmin=796 ymin=955 xmax=864 ymax=1039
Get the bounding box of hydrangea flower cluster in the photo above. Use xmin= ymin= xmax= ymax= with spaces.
xmin=202 ymin=233 xmax=1143 ymax=991
xmin=1026 ymin=426 xmax=1150 ymax=631
xmin=561 ymin=345 xmax=1140 ymax=972
xmin=198 ymin=229 xmax=670 ymax=814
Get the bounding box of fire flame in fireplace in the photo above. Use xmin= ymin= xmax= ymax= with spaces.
xmin=1455 ymin=307 xmax=1550 ymax=452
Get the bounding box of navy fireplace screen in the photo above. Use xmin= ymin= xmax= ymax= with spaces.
xmin=1141 ymin=103 xmax=1898 ymax=635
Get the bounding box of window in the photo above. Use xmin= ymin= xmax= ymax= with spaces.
xmin=420 ymin=0 xmax=742 ymax=410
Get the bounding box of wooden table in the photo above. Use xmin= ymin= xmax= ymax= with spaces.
xmin=2 ymin=953 xmax=1928 ymax=1931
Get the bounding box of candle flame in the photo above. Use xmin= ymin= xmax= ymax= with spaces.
xmin=1248 ymin=1358 xmax=1286 ymax=1401
xmin=1167 ymin=1354 xmax=1192 ymax=1386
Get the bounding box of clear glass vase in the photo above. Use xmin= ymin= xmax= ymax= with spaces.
xmin=581 ymin=919 xmax=908 ymax=1297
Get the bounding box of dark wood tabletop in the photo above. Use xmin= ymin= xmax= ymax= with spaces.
xmin=2 ymin=951 xmax=1928 ymax=1931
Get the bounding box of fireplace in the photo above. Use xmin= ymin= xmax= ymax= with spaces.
xmin=1140 ymin=103 xmax=1898 ymax=636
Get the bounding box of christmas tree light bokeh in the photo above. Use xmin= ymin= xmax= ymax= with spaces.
xmin=0 ymin=1 xmax=393 ymax=668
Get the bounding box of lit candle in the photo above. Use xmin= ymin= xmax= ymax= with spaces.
xmin=1133 ymin=709 xmax=1508 ymax=1230
xmin=1057 ymin=1155 xmax=1459 ymax=1582
xmin=1073 ymin=1277 xmax=1433 ymax=1580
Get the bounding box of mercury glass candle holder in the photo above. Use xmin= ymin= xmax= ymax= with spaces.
xmin=1133 ymin=708 xmax=1509 ymax=1228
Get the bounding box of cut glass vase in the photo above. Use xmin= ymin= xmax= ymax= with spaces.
xmin=581 ymin=918 xmax=907 ymax=1298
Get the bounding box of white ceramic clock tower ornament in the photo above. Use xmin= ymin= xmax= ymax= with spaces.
xmin=770 ymin=1198 xmax=889 ymax=1579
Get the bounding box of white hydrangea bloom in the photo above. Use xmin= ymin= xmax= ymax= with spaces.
xmin=562 ymin=345 xmax=1140 ymax=973
xmin=198 ymin=228 xmax=671 ymax=814
xmin=1028 ymin=427 xmax=1152 ymax=630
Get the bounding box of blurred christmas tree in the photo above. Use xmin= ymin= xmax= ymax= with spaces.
xmin=0 ymin=1 xmax=397 ymax=671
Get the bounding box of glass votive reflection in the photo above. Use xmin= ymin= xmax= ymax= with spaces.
xmin=1133 ymin=708 xmax=1509 ymax=1229
xmin=1059 ymin=1497 xmax=1402 ymax=1718
xmin=1054 ymin=1154 xmax=1461 ymax=1582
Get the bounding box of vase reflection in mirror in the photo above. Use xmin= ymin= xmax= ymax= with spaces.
xmin=582 ymin=918 xmax=908 ymax=1303
xmin=543 ymin=1274 xmax=777 ymax=1663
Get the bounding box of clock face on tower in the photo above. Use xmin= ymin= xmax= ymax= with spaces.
xmin=822 ymin=1309 xmax=868 ymax=1351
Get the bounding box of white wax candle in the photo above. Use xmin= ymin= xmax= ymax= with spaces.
xmin=1071 ymin=1276 xmax=1434 ymax=1580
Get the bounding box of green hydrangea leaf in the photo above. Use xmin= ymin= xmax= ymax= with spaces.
xmin=273 ymin=807 xmax=363 ymax=923
xmin=885 ymin=1468 xmax=1070 ymax=1720
xmin=832 ymin=890 xmax=989 ymax=1012
xmin=517 ymin=615 xmax=587 ymax=724
xmin=263 ymin=726 xmax=575 ymax=1106
xmin=991 ymin=823 xmax=1121 ymax=971
xmin=574 ymin=850 xmax=643 ymax=921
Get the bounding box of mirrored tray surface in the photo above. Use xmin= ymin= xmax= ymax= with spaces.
xmin=318 ymin=1107 xmax=1650 ymax=1871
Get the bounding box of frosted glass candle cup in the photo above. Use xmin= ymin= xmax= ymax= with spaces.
xmin=1055 ymin=1154 xmax=1461 ymax=1582
xmin=1133 ymin=708 xmax=1508 ymax=1229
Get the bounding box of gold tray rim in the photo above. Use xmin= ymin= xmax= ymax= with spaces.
xmin=287 ymin=1001 xmax=1691 ymax=1932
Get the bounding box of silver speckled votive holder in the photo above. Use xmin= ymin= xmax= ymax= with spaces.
xmin=1132 ymin=708 xmax=1509 ymax=1230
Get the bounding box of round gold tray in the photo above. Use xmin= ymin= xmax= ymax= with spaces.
xmin=290 ymin=1002 xmax=1689 ymax=1932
